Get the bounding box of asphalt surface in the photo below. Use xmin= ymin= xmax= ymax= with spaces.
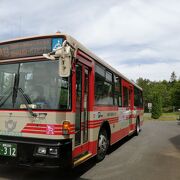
xmin=0 ymin=120 xmax=180 ymax=180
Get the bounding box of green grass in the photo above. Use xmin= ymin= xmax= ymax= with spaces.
xmin=162 ymin=112 xmax=179 ymax=116
xmin=144 ymin=112 xmax=180 ymax=121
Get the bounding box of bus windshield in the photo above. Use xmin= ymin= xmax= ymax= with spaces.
xmin=0 ymin=60 xmax=71 ymax=110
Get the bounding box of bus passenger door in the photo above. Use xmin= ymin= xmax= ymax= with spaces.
xmin=75 ymin=64 xmax=90 ymax=156
xmin=128 ymin=85 xmax=134 ymax=132
xmin=122 ymin=81 xmax=134 ymax=133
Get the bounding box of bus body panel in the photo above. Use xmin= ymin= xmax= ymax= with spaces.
xmin=0 ymin=111 xmax=75 ymax=139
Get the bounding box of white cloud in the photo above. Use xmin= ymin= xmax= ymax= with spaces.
xmin=76 ymin=0 xmax=180 ymax=46
xmin=0 ymin=0 xmax=180 ymax=80
xmin=117 ymin=63 xmax=180 ymax=81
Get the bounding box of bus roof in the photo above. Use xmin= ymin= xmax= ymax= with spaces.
xmin=0 ymin=33 xmax=142 ymax=91
xmin=64 ymin=33 xmax=142 ymax=91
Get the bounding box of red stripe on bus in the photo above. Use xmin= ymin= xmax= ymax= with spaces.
xmin=88 ymin=120 xmax=118 ymax=129
xmin=21 ymin=130 xmax=62 ymax=135
xmin=72 ymin=140 xmax=97 ymax=158
xmin=21 ymin=130 xmax=75 ymax=135
xmin=22 ymin=126 xmax=75 ymax=131
xmin=22 ymin=127 xmax=61 ymax=131
xmin=89 ymin=120 xmax=118 ymax=128
xmin=111 ymin=127 xmax=129 ymax=145
xmin=21 ymin=123 xmax=75 ymax=135
xmin=88 ymin=124 xmax=100 ymax=128
xmin=87 ymin=117 xmax=119 ymax=128
xmin=88 ymin=117 xmax=118 ymax=124
xmin=72 ymin=142 xmax=88 ymax=158
xmin=25 ymin=123 xmax=74 ymax=127
xmin=109 ymin=120 xmax=118 ymax=124
xmin=88 ymin=119 xmax=104 ymax=123
xmin=25 ymin=123 xmax=61 ymax=127
xmin=88 ymin=121 xmax=102 ymax=126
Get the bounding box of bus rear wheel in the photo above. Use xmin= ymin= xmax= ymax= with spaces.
xmin=96 ymin=128 xmax=109 ymax=162
xmin=135 ymin=119 xmax=140 ymax=136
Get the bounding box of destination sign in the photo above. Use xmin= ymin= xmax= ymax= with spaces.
xmin=0 ymin=38 xmax=52 ymax=60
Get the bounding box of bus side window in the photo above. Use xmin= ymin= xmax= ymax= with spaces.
xmin=114 ymin=76 xmax=122 ymax=107
xmin=134 ymin=87 xmax=143 ymax=107
xmin=123 ymin=86 xmax=129 ymax=107
xmin=95 ymin=63 xmax=114 ymax=105
xmin=139 ymin=91 xmax=143 ymax=107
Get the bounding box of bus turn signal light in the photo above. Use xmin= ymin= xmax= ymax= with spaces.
xmin=62 ymin=121 xmax=71 ymax=135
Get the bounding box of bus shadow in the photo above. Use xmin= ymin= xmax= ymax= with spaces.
xmin=0 ymin=159 xmax=95 ymax=180
xmin=169 ymin=134 xmax=180 ymax=150
xmin=0 ymin=135 xmax=136 ymax=180
xmin=108 ymin=134 xmax=135 ymax=155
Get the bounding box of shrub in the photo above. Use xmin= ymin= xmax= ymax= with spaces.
xmin=151 ymin=93 xmax=162 ymax=119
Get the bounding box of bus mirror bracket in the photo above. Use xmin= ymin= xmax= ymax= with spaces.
xmin=43 ymin=40 xmax=73 ymax=77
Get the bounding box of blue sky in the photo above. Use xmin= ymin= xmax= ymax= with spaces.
xmin=1 ymin=0 xmax=180 ymax=81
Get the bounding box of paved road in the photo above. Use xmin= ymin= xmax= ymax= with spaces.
xmin=0 ymin=120 xmax=180 ymax=180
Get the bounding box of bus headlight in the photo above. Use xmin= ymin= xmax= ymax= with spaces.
xmin=37 ymin=146 xmax=47 ymax=155
xmin=49 ymin=147 xmax=58 ymax=156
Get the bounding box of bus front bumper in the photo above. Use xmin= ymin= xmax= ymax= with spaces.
xmin=0 ymin=136 xmax=72 ymax=168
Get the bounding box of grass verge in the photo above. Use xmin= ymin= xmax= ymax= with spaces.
xmin=144 ymin=112 xmax=180 ymax=121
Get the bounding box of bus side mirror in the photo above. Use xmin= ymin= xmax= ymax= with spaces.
xmin=59 ymin=57 xmax=71 ymax=77
xmin=43 ymin=40 xmax=73 ymax=77
xmin=57 ymin=44 xmax=72 ymax=77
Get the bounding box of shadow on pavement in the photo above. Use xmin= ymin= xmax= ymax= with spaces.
xmin=108 ymin=133 xmax=135 ymax=154
xmin=169 ymin=134 xmax=180 ymax=150
xmin=0 ymin=161 xmax=95 ymax=180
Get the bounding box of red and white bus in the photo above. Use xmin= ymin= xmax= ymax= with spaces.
xmin=0 ymin=33 xmax=143 ymax=168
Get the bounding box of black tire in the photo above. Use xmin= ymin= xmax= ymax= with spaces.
xmin=135 ymin=119 xmax=140 ymax=136
xmin=96 ymin=128 xmax=109 ymax=162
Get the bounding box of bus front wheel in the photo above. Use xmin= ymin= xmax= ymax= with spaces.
xmin=96 ymin=128 xmax=109 ymax=162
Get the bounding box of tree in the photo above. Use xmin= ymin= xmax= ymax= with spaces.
xmin=151 ymin=82 xmax=171 ymax=107
xmin=171 ymin=81 xmax=180 ymax=108
xmin=151 ymin=93 xmax=162 ymax=119
xmin=136 ymin=78 xmax=152 ymax=112
xmin=170 ymin=71 xmax=177 ymax=83
xmin=136 ymin=77 xmax=179 ymax=113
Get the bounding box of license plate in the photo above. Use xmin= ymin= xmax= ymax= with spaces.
xmin=0 ymin=142 xmax=17 ymax=157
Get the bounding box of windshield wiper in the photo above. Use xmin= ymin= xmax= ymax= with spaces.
xmin=12 ymin=73 xmax=19 ymax=107
xmin=12 ymin=68 xmax=37 ymax=118
xmin=17 ymin=88 xmax=37 ymax=118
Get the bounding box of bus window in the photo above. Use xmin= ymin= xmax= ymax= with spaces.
xmin=0 ymin=61 xmax=71 ymax=110
xmin=114 ymin=76 xmax=122 ymax=107
xmin=95 ymin=64 xmax=113 ymax=105
xmin=134 ymin=87 xmax=143 ymax=107
xmin=123 ymin=86 xmax=129 ymax=107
